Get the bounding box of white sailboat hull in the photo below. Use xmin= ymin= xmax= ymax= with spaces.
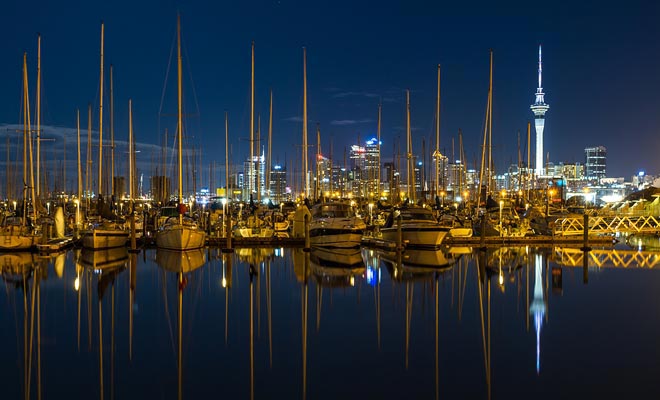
xmin=310 ymin=232 xmax=363 ymax=248
xmin=0 ymin=229 xmax=42 ymax=251
xmin=82 ymin=228 xmax=129 ymax=250
xmin=156 ymin=225 xmax=206 ymax=250
xmin=380 ymin=226 xmax=448 ymax=248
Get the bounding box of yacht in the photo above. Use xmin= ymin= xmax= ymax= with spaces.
xmin=380 ymin=206 xmax=450 ymax=248
xmin=309 ymin=202 xmax=365 ymax=248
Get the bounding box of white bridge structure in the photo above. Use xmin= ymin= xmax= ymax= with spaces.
xmin=554 ymin=247 xmax=660 ymax=269
xmin=552 ymin=215 xmax=660 ymax=236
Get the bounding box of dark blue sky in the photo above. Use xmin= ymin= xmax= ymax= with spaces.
xmin=1 ymin=0 xmax=659 ymax=183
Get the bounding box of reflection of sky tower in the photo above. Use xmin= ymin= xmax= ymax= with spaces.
xmin=531 ymin=45 xmax=550 ymax=176
xmin=529 ymin=254 xmax=546 ymax=374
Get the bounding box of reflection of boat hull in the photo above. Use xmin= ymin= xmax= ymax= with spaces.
xmin=0 ymin=252 xmax=38 ymax=273
xmin=380 ymin=226 xmax=448 ymax=248
xmin=156 ymin=225 xmax=206 ymax=250
xmin=82 ymin=228 xmax=129 ymax=249
xmin=381 ymin=248 xmax=457 ymax=269
xmin=310 ymin=231 xmax=363 ymax=248
xmin=310 ymin=248 xmax=364 ymax=268
xmin=236 ymin=247 xmax=275 ymax=264
xmin=626 ymin=233 xmax=660 ymax=251
xmin=156 ymin=249 xmax=206 ymax=273
xmin=310 ymin=248 xmax=365 ymax=287
xmin=81 ymin=247 xmax=129 ymax=270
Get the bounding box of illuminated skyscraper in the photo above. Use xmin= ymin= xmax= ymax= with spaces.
xmin=531 ymin=45 xmax=550 ymax=176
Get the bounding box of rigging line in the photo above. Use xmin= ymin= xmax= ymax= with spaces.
xmin=157 ymin=28 xmax=177 ymax=143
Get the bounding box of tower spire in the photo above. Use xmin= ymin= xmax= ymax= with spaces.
xmin=531 ymin=44 xmax=549 ymax=176
xmin=538 ymin=44 xmax=542 ymax=90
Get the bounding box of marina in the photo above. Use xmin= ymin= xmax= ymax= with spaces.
xmin=0 ymin=3 xmax=659 ymax=399
xmin=2 ymin=244 xmax=660 ymax=399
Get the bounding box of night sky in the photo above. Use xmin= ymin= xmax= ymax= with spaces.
xmin=1 ymin=0 xmax=659 ymax=187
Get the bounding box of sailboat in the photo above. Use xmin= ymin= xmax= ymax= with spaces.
xmin=155 ymin=14 xmax=206 ymax=251
xmin=82 ymin=22 xmax=129 ymax=250
xmin=0 ymin=53 xmax=43 ymax=251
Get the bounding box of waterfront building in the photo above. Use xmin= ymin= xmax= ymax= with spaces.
xmin=270 ymin=164 xmax=287 ymax=204
xmin=584 ymin=146 xmax=607 ymax=184
xmin=531 ymin=45 xmax=550 ymax=176
xmin=349 ymin=144 xmax=366 ymax=198
xmin=364 ymin=137 xmax=380 ymax=197
xmin=243 ymin=151 xmax=266 ymax=201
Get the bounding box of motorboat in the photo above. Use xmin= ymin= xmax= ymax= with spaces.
xmin=380 ymin=206 xmax=450 ymax=248
xmin=309 ymin=202 xmax=366 ymax=248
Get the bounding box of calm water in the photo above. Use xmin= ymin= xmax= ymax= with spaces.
xmin=2 ymin=244 xmax=660 ymax=399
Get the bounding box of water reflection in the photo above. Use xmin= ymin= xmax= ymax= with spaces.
xmin=2 ymin=245 xmax=660 ymax=399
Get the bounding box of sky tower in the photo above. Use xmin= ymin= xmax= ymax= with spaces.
xmin=531 ymin=45 xmax=550 ymax=176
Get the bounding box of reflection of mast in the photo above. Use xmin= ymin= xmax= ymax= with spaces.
xmin=476 ymin=252 xmax=491 ymax=400
xmin=129 ymin=253 xmax=137 ymax=360
xmin=178 ymin=272 xmax=183 ymax=400
xmin=530 ymin=253 xmax=546 ymax=374
xmin=267 ymin=259 xmax=273 ymax=368
xmin=302 ymin=253 xmax=309 ymax=399
xmin=222 ymin=253 xmax=233 ymax=344
xmin=435 ymin=275 xmax=439 ymax=400
xmin=98 ymin=284 xmax=105 ymax=400
xmin=405 ymin=281 xmax=413 ymax=369
xmin=249 ymin=264 xmax=256 ymax=400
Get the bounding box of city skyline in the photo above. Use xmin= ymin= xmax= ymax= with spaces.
xmin=0 ymin=1 xmax=659 ymax=185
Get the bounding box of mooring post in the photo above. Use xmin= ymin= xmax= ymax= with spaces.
xmin=130 ymin=211 xmax=137 ymax=251
xmin=304 ymin=213 xmax=311 ymax=251
xmin=223 ymin=214 xmax=233 ymax=253
xmin=396 ymin=216 xmax=403 ymax=251
xmin=480 ymin=214 xmax=486 ymax=250
xmin=582 ymin=213 xmax=591 ymax=252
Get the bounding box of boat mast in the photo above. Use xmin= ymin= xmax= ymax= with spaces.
xmin=459 ymin=129 xmax=464 ymax=204
xmin=315 ymin=124 xmax=320 ymax=201
xmin=87 ymin=104 xmax=92 ymax=203
xmin=487 ymin=49 xmax=493 ymax=196
xmin=267 ymin=90 xmax=272 ymax=201
xmin=527 ymin=121 xmax=531 ymax=198
xmin=129 ymin=99 xmax=133 ymax=202
xmin=377 ymin=102 xmax=381 ymax=200
xmin=256 ymin=115 xmax=261 ymax=202
xmin=110 ymin=64 xmax=115 ymax=196
xmin=22 ymin=53 xmax=29 ymax=226
xmin=434 ymin=64 xmax=441 ymax=200
xmin=225 ymin=112 xmax=229 ymax=202
xmin=406 ymin=89 xmax=415 ymax=202
xmin=98 ymin=22 xmax=104 ymax=198
xmin=36 ymin=34 xmax=41 ymax=198
xmin=24 ymin=54 xmax=38 ymax=225
xmin=77 ymin=109 xmax=82 ymax=199
xmin=302 ymin=47 xmax=308 ymax=199
xmin=250 ymin=41 xmax=255 ymax=201
xmin=177 ymin=14 xmax=183 ymax=213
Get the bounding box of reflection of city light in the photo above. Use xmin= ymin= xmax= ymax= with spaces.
xmin=350 ymin=276 xmax=355 ymax=286
xmin=530 ymin=253 xmax=546 ymax=375
xmin=221 ymin=278 xmax=227 ymax=288
xmin=366 ymin=267 xmax=377 ymax=286
xmin=74 ymin=277 xmax=80 ymax=291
